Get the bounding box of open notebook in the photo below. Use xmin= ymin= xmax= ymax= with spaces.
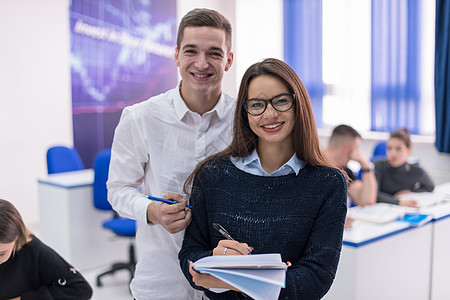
xmin=192 ymin=253 xmax=287 ymax=300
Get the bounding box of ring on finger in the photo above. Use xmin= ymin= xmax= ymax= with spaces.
xmin=223 ymin=247 xmax=228 ymax=255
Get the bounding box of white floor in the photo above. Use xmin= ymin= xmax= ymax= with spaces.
xmin=83 ymin=265 xmax=134 ymax=300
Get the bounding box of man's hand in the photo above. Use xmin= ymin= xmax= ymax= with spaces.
xmin=350 ymin=149 xmax=371 ymax=169
xmin=146 ymin=192 xmax=192 ymax=234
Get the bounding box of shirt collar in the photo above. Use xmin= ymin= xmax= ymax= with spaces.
xmin=243 ymin=149 xmax=305 ymax=176
xmin=173 ymin=81 xmax=227 ymax=120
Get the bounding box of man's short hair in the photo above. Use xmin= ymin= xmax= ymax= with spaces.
xmin=329 ymin=124 xmax=361 ymax=147
xmin=176 ymin=8 xmax=232 ymax=52
xmin=331 ymin=124 xmax=361 ymax=139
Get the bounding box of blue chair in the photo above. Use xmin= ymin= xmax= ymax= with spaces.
xmin=46 ymin=146 xmax=85 ymax=174
xmin=372 ymin=141 xmax=387 ymax=162
xmin=93 ymin=149 xmax=136 ymax=287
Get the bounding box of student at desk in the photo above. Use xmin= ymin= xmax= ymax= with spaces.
xmin=0 ymin=199 xmax=92 ymax=300
xmin=179 ymin=58 xmax=348 ymax=299
xmin=374 ymin=128 xmax=435 ymax=207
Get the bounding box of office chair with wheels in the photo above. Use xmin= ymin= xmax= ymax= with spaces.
xmin=93 ymin=149 xmax=137 ymax=287
xmin=46 ymin=146 xmax=85 ymax=174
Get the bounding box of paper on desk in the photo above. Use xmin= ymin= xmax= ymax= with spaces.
xmin=347 ymin=203 xmax=412 ymax=224
xmin=399 ymin=192 xmax=448 ymax=208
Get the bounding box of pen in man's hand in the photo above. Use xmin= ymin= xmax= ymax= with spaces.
xmin=146 ymin=195 xmax=192 ymax=209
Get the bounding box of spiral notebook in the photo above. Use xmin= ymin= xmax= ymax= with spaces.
xmin=192 ymin=253 xmax=287 ymax=300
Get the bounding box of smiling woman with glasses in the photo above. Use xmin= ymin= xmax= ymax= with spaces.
xmin=179 ymin=58 xmax=348 ymax=300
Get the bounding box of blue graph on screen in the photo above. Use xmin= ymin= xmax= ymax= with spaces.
xmin=69 ymin=0 xmax=177 ymax=167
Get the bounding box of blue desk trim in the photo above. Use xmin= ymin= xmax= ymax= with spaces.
xmin=38 ymin=179 xmax=93 ymax=189
xmin=343 ymin=226 xmax=415 ymax=248
xmin=432 ymin=214 xmax=450 ymax=222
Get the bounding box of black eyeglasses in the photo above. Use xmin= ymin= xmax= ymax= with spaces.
xmin=243 ymin=93 xmax=295 ymax=116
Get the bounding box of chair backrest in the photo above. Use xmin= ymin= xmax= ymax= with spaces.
xmin=47 ymin=146 xmax=85 ymax=174
xmin=93 ymin=149 xmax=113 ymax=211
xmin=372 ymin=141 xmax=387 ymax=161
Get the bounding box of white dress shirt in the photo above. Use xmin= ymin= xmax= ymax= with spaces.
xmin=107 ymin=84 xmax=235 ymax=300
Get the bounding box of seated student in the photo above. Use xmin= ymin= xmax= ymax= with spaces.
xmin=374 ymin=128 xmax=435 ymax=207
xmin=326 ymin=124 xmax=377 ymax=207
xmin=178 ymin=58 xmax=348 ymax=300
xmin=0 ymin=199 xmax=93 ymax=300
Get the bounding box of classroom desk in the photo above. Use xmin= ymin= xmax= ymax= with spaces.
xmin=38 ymin=169 xmax=130 ymax=271
xmin=324 ymin=182 xmax=450 ymax=300
xmin=421 ymin=182 xmax=450 ymax=300
xmin=323 ymin=221 xmax=432 ymax=300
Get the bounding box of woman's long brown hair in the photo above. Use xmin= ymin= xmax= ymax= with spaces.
xmin=184 ymin=58 xmax=344 ymax=195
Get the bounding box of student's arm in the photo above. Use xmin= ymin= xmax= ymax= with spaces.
xmin=107 ymin=107 xmax=152 ymax=224
xmin=21 ymin=238 xmax=92 ymax=300
xmin=107 ymin=108 xmax=191 ymax=232
xmin=348 ymin=150 xmax=377 ymax=206
xmin=415 ymin=168 xmax=435 ymax=192
xmin=179 ymin=178 xmax=214 ymax=292
xmin=280 ymin=169 xmax=348 ymax=299
xmin=374 ymin=161 xmax=400 ymax=205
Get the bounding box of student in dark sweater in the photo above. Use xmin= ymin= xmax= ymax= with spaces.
xmin=179 ymin=58 xmax=348 ymax=299
xmin=0 ymin=199 xmax=92 ymax=300
xmin=374 ymin=128 xmax=435 ymax=207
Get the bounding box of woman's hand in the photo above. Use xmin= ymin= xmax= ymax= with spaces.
xmin=394 ymin=190 xmax=419 ymax=208
xmin=394 ymin=189 xmax=411 ymax=199
xmin=399 ymin=199 xmax=419 ymax=208
xmin=189 ymin=261 xmax=240 ymax=291
xmin=213 ymin=240 xmax=253 ymax=256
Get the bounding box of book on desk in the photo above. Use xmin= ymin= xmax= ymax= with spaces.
xmin=397 ymin=213 xmax=433 ymax=227
xmin=192 ymin=253 xmax=287 ymax=300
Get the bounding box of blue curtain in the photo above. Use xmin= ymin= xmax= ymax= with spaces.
xmin=371 ymin=0 xmax=421 ymax=134
xmin=284 ymin=0 xmax=323 ymax=127
xmin=435 ymin=0 xmax=450 ymax=153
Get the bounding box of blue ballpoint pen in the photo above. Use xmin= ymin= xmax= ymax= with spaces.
xmin=146 ymin=195 xmax=192 ymax=209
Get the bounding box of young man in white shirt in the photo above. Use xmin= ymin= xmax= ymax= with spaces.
xmin=107 ymin=9 xmax=234 ymax=300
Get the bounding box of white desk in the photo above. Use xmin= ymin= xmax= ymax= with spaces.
xmin=38 ymin=169 xmax=131 ymax=271
xmin=324 ymin=182 xmax=450 ymax=300
xmin=324 ymin=221 xmax=432 ymax=300
xmin=421 ymin=182 xmax=450 ymax=300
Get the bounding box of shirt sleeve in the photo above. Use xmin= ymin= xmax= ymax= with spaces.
xmin=414 ymin=168 xmax=435 ymax=192
xmin=374 ymin=161 xmax=400 ymax=205
xmin=107 ymin=107 xmax=152 ymax=224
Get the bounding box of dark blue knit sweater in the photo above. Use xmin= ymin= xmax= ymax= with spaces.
xmin=179 ymin=157 xmax=347 ymax=300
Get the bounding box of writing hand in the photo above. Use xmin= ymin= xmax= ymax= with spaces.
xmin=147 ymin=192 xmax=191 ymax=234
xmin=213 ymin=240 xmax=253 ymax=256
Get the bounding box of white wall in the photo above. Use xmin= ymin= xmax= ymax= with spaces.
xmin=0 ymin=0 xmax=73 ymax=227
